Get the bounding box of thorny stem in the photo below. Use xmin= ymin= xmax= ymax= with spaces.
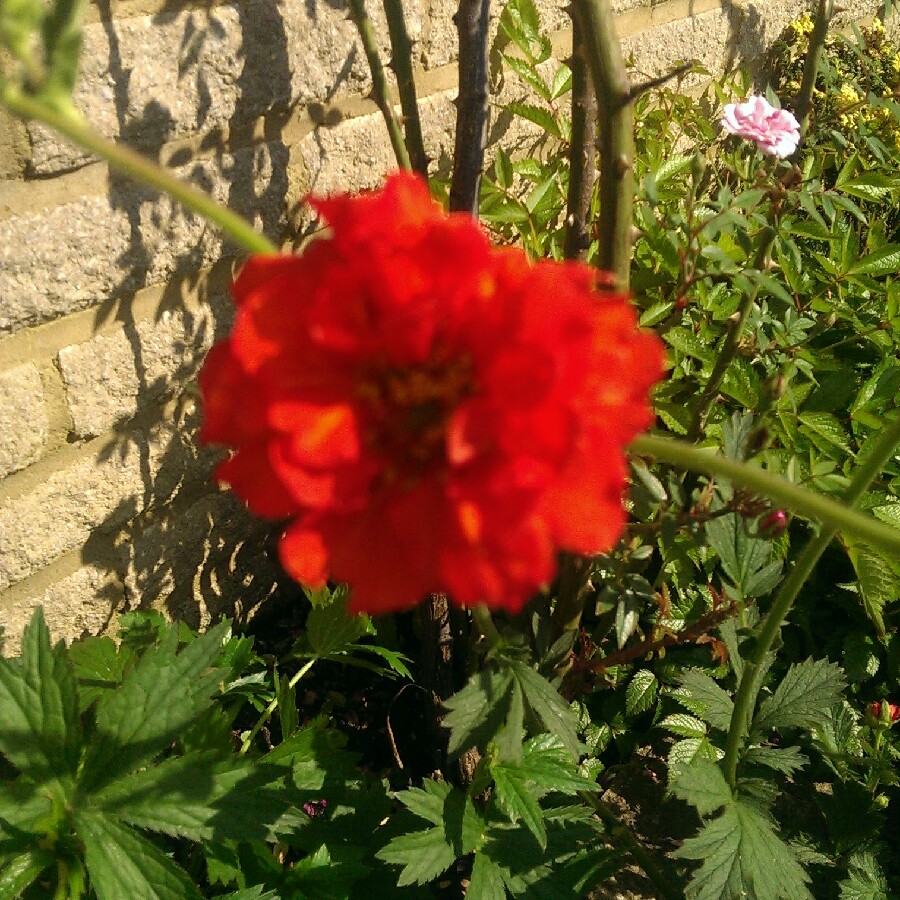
xmin=571 ymin=0 xmax=633 ymax=285
xmin=582 ymin=793 xmax=683 ymax=900
xmin=0 ymin=88 xmax=276 ymax=254
xmin=449 ymin=0 xmax=490 ymax=214
xmin=347 ymin=0 xmax=412 ymax=171
xmin=383 ymin=0 xmax=429 ymax=176
xmin=794 ymin=0 xmax=834 ymax=139
xmin=563 ymin=17 xmax=597 ymax=261
xmin=686 ymin=227 xmax=777 ymax=442
xmin=720 ymin=411 xmax=900 ymax=788
xmin=630 ymin=432 xmax=900 ymax=556
xmin=240 ymin=657 xmax=317 ymax=755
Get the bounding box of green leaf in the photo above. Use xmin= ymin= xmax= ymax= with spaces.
xmin=491 ymin=763 xmax=547 ymax=848
xmin=0 ymin=849 xmax=51 ymax=898
xmin=753 ymin=657 xmax=846 ymax=734
xmin=664 ymin=327 xmax=716 ymax=363
xmin=40 ymin=0 xmax=87 ymax=106
xmin=508 ymin=661 xmax=580 ymax=759
xmin=667 ymin=737 xmax=721 ymax=781
xmin=0 ymin=607 xmax=80 ymax=775
xmin=625 ymin=669 xmax=658 ymax=716
xmin=839 ymin=852 xmax=890 ymax=900
xmin=514 ymin=734 xmax=598 ymax=794
xmin=92 ymin=751 xmax=289 ymax=841
xmin=660 ymin=713 xmax=708 ymax=739
xmin=376 ymin=827 xmax=457 ymax=887
xmin=443 ymin=667 xmax=517 ymax=759
xmin=674 ymin=797 xmax=811 ymax=899
xmin=670 ymin=758 xmax=732 ymax=816
xmin=467 ymin=853 xmax=508 ymax=900
xmin=396 ymin=778 xmax=484 ymax=855
xmin=846 ymin=539 xmax=895 ymax=636
xmin=505 ymin=101 xmax=562 ymax=139
xmin=303 ymin=592 xmax=369 ymax=658
xmin=743 ymin=745 xmax=808 ymax=775
xmin=798 ymin=412 xmax=853 ymax=455
xmin=706 ymin=512 xmax=779 ymax=600
xmin=78 ymin=812 xmax=202 ymax=900
xmin=81 ymin=621 xmax=229 ymax=789
xmin=68 ymin=635 xmax=132 ymax=711
xmin=676 ymin=670 xmax=735 ymax=731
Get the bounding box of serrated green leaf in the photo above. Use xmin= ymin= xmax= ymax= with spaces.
xmin=81 ymin=622 xmax=229 ymax=790
xmin=491 ymin=764 xmax=547 ymax=848
xmin=798 ymin=411 xmax=853 ymax=455
xmin=705 ymin=512 xmax=778 ymax=600
xmin=664 ymin=327 xmax=716 ymax=364
xmin=639 ymin=301 xmax=676 ymax=327
xmin=676 ymin=670 xmax=735 ymax=731
xmin=303 ymin=593 xmax=369 ymax=658
xmin=68 ymin=635 xmax=133 ymax=711
xmin=846 ymin=539 xmax=895 ymax=636
xmin=92 ymin=751 xmax=289 ymax=841
xmin=397 ymin=779 xmax=484 ymax=855
xmin=78 ymin=812 xmax=202 ymax=900
xmin=0 ymin=849 xmax=51 ymax=898
xmin=842 ymin=632 xmax=880 ymax=684
xmin=743 ymin=745 xmax=808 ymax=775
xmin=754 ymin=657 xmax=846 ymax=734
xmin=667 ymin=737 xmax=721 ymax=781
xmin=660 ymin=713 xmax=708 ymax=738
xmin=505 ymin=101 xmax=561 ymax=139
xmin=839 ymin=852 xmax=890 ymax=900
xmin=674 ymin=797 xmax=811 ymax=899
xmin=467 ymin=853 xmax=508 ymax=900
xmin=0 ymin=607 xmax=80 ymax=775
xmin=376 ymin=827 xmax=456 ymax=887
xmin=625 ymin=669 xmax=658 ymax=716
xmin=444 ymin=667 xmax=516 ymax=759
xmin=670 ymin=758 xmax=732 ymax=816
xmin=508 ymin=661 xmax=580 ymax=759
xmin=515 ymin=734 xmax=599 ymax=793
xmin=500 ymin=54 xmax=551 ymax=101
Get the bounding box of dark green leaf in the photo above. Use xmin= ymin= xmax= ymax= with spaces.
xmin=625 ymin=669 xmax=658 ymax=716
xmin=670 ymin=758 xmax=732 ymax=816
xmin=78 ymin=812 xmax=202 ymax=900
xmin=467 ymin=853 xmax=507 ymax=900
xmin=743 ymin=745 xmax=808 ymax=775
xmin=676 ymin=670 xmax=735 ymax=731
xmin=81 ymin=622 xmax=229 ymax=789
xmin=0 ymin=849 xmax=51 ymax=898
xmin=491 ymin=764 xmax=546 ymax=848
xmin=508 ymin=661 xmax=580 ymax=759
xmin=69 ymin=635 xmax=132 ymax=711
xmin=753 ymin=657 xmax=846 ymax=734
xmin=846 ymin=539 xmax=895 ymax=636
xmin=443 ymin=667 xmax=516 ymax=759
xmin=303 ymin=592 xmax=369 ymax=658
xmin=376 ymin=827 xmax=456 ymax=887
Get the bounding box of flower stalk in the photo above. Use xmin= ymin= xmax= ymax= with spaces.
xmin=720 ymin=410 xmax=900 ymax=788
xmin=347 ymin=0 xmax=412 ymax=171
xmin=383 ymin=0 xmax=429 ymax=176
xmin=794 ymin=0 xmax=834 ymax=138
xmin=0 ymin=86 xmax=276 ymax=255
xmin=630 ymin=431 xmax=900 ymax=556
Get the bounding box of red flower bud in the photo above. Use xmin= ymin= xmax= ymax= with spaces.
xmin=868 ymin=701 xmax=900 ymax=724
xmin=759 ymin=509 xmax=787 ymax=538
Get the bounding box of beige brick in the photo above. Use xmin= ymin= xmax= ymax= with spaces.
xmin=57 ymin=294 xmax=233 ymax=438
xmin=0 ymin=408 xmax=215 ymax=592
xmin=0 ymin=142 xmax=291 ymax=335
xmin=122 ymin=491 xmax=280 ymax=631
xmin=1 ymin=566 xmax=122 ymax=655
xmin=0 ymin=363 xmax=48 ymax=478
xmin=28 ymin=0 xmax=425 ymax=175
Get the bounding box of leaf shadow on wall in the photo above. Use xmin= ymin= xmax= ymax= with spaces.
xmin=76 ymin=0 xmax=357 ymax=632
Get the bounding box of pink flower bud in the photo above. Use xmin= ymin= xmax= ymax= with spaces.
xmin=722 ymin=96 xmax=801 ymax=158
xmin=759 ymin=509 xmax=787 ymax=537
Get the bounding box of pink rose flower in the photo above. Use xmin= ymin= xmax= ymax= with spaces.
xmin=722 ymin=96 xmax=801 ymax=158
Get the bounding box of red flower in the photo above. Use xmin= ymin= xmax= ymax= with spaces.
xmin=200 ymin=172 xmax=664 ymax=614
xmin=869 ymin=701 xmax=900 ymax=723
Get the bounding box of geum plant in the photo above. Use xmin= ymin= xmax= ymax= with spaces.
xmin=1 ymin=0 xmax=900 ymax=897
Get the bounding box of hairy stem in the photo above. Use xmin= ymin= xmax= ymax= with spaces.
xmin=571 ymin=0 xmax=632 ymax=285
xmin=721 ymin=411 xmax=900 ymax=787
xmin=687 ymin=227 xmax=776 ymax=442
xmin=563 ymin=17 xmax=597 ymax=261
xmin=383 ymin=0 xmax=429 ymax=176
xmin=794 ymin=0 xmax=834 ymax=138
xmin=449 ymin=0 xmax=490 ymax=214
xmin=630 ymin=432 xmax=900 ymax=556
xmin=347 ymin=0 xmax=412 ymax=171
xmin=1 ymin=87 xmax=276 ymax=254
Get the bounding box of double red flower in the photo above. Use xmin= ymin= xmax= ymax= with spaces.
xmin=200 ymin=172 xmax=664 ymax=614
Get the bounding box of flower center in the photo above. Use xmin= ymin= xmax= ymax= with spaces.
xmin=358 ymin=353 xmax=476 ymax=478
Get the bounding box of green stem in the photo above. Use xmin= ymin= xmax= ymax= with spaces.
xmin=240 ymin=657 xmax=317 ymax=755
xmin=347 ymin=0 xmax=412 ymax=171
xmin=571 ymin=0 xmax=633 ymax=286
xmin=582 ymin=792 xmax=683 ymax=900
xmin=794 ymin=0 xmax=834 ymax=138
xmin=686 ymin=227 xmax=776 ymax=442
xmin=471 ymin=604 xmax=502 ymax=651
xmin=630 ymin=432 xmax=900 ymax=556
xmin=720 ymin=411 xmax=900 ymax=787
xmin=382 ymin=0 xmax=428 ymax=176
xmin=0 ymin=87 xmax=276 ymax=255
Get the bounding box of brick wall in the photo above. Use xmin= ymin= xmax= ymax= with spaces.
xmin=0 ymin=0 xmax=886 ymax=649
